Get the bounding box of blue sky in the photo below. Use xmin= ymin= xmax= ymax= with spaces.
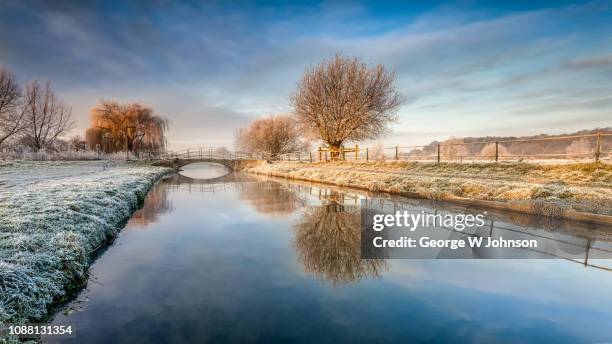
xmin=1 ymin=0 xmax=611 ymax=149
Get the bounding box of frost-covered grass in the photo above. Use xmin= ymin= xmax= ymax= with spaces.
xmin=246 ymin=161 xmax=612 ymax=217
xmin=0 ymin=149 xmax=132 ymax=161
xmin=0 ymin=161 xmax=171 ymax=329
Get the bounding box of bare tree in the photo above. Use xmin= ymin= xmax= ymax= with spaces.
xmin=235 ymin=115 xmax=306 ymax=159
xmin=291 ymin=54 xmax=403 ymax=158
xmin=69 ymin=134 xmax=87 ymax=151
xmin=0 ymin=68 xmax=27 ymax=148
xmin=21 ymin=81 xmax=74 ymax=150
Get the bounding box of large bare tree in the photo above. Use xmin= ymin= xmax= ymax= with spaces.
xmin=21 ymin=81 xmax=74 ymax=150
xmin=235 ymin=115 xmax=306 ymax=158
xmin=291 ymin=54 xmax=403 ymax=156
xmin=0 ymin=68 xmax=27 ymax=148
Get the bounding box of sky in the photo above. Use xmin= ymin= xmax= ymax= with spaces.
xmin=0 ymin=0 xmax=611 ymax=150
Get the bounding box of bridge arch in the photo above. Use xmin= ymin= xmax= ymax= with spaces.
xmin=154 ymin=158 xmax=261 ymax=171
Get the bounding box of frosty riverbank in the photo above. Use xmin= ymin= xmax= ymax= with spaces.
xmin=246 ymin=161 xmax=612 ymax=221
xmin=0 ymin=161 xmax=171 ymax=328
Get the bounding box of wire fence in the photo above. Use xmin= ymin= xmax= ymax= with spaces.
xmin=276 ymin=132 xmax=612 ymax=163
xmin=4 ymin=132 xmax=609 ymax=164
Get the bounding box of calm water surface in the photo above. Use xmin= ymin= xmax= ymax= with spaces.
xmin=45 ymin=164 xmax=612 ymax=343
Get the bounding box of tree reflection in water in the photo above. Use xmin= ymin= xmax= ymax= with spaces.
xmin=238 ymin=181 xmax=306 ymax=218
xmin=128 ymin=183 xmax=173 ymax=227
xmin=294 ymin=193 xmax=388 ymax=286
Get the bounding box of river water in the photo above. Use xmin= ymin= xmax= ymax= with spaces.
xmin=45 ymin=163 xmax=612 ymax=343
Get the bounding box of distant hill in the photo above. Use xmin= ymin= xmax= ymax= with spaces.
xmin=410 ymin=127 xmax=612 ymax=159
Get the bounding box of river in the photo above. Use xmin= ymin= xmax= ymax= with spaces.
xmin=44 ymin=163 xmax=612 ymax=343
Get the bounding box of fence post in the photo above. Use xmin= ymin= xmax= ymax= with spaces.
xmin=395 ymin=146 xmax=399 ymax=160
xmin=318 ymin=147 xmax=322 ymax=161
xmin=309 ymin=151 xmax=312 ymax=162
xmin=437 ymin=144 xmax=441 ymax=163
xmin=366 ymin=147 xmax=369 ymax=161
xmin=355 ymin=145 xmax=359 ymax=160
xmin=495 ymin=141 xmax=499 ymax=162
xmin=325 ymin=151 xmax=328 ymax=162
xmin=595 ymin=133 xmax=602 ymax=162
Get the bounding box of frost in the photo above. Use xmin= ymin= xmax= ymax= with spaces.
xmin=246 ymin=161 xmax=612 ymax=216
xmin=0 ymin=161 xmax=171 ymax=328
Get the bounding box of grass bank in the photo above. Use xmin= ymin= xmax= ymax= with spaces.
xmin=0 ymin=161 xmax=172 ymax=329
xmin=245 ymin=161 xmax=612 ymax=221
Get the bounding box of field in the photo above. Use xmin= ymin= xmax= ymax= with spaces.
xmin=0 ymin=161 xmax=171 ymax=329
xmin=246 ymin=161 xmax=612 ymax=219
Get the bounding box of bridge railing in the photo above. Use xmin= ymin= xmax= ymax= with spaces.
xmin=160 ymin=148 xmax=269 ymax=160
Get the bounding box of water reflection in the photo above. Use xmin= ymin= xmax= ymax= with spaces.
xmin=238 ymin=181 xmax=306 ymax=218
xmin=135 ymin=171 xmax=612 ymax=273
xmin=44 ymin=168 xmax=612 ymax=343
xmin=179 ymin=162 xmax=231 ymax=179
xmin=294 ymin=197 xmax=388 ymax=285
xmin=127 ymin=183 xmax=173 ymax=227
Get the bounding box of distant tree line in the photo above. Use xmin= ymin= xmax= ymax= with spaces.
xmin=1 ymin=66 xmax=169 ymax=158
xmin=407 ymin=128 xmax=612 ymax=159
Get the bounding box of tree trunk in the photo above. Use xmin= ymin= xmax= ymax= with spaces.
xmin=330 ymin=142 xmax=342 ymax=160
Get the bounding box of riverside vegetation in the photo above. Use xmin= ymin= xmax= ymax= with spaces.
xmin=0 ymin=161 xmax=171 ymax=331
xmin=245 ymin=160 xmax=612 ymax=219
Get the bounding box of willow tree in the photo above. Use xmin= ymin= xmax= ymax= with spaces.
xmin=87 ymin=100 xmax=168 ymax=156
xmin=291 ymin=54 xmax=403 ymax=157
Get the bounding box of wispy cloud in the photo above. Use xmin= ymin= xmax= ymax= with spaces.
xmin=1 ymin=0 xmax=610 ymax=148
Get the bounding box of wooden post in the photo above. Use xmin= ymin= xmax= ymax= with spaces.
xmin=595 ymin=133 xmax=602 ymax=162
xmin=325 ymin=151 xmax=328 ymax=162
xmin=366 ymin=147 xmax=369 ymax=161
xmin=495 ymin=141 xmax=499 ymax=162
xmin=395 ymin=146 xmax=399 ymax=160
xmin=437 ymin=143 xmax=441 ymax=163
xmin=342 ymin=148 xmax=346 ymax=160
xmin=318 ymin=147 xmax=322 ymax=161
xmin=355 ymin=145 xmax=359 ymax=160
xmin=309 ymin=151 xmax=312 ymax=162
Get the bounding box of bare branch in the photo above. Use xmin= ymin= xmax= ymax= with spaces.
xmin=0 ymin=68 xmax=26 ymax=147
xmin=235 ymin=115 xmax=307 ymax=158
xmin=291 ymin=54 xmax=404 ymax=154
